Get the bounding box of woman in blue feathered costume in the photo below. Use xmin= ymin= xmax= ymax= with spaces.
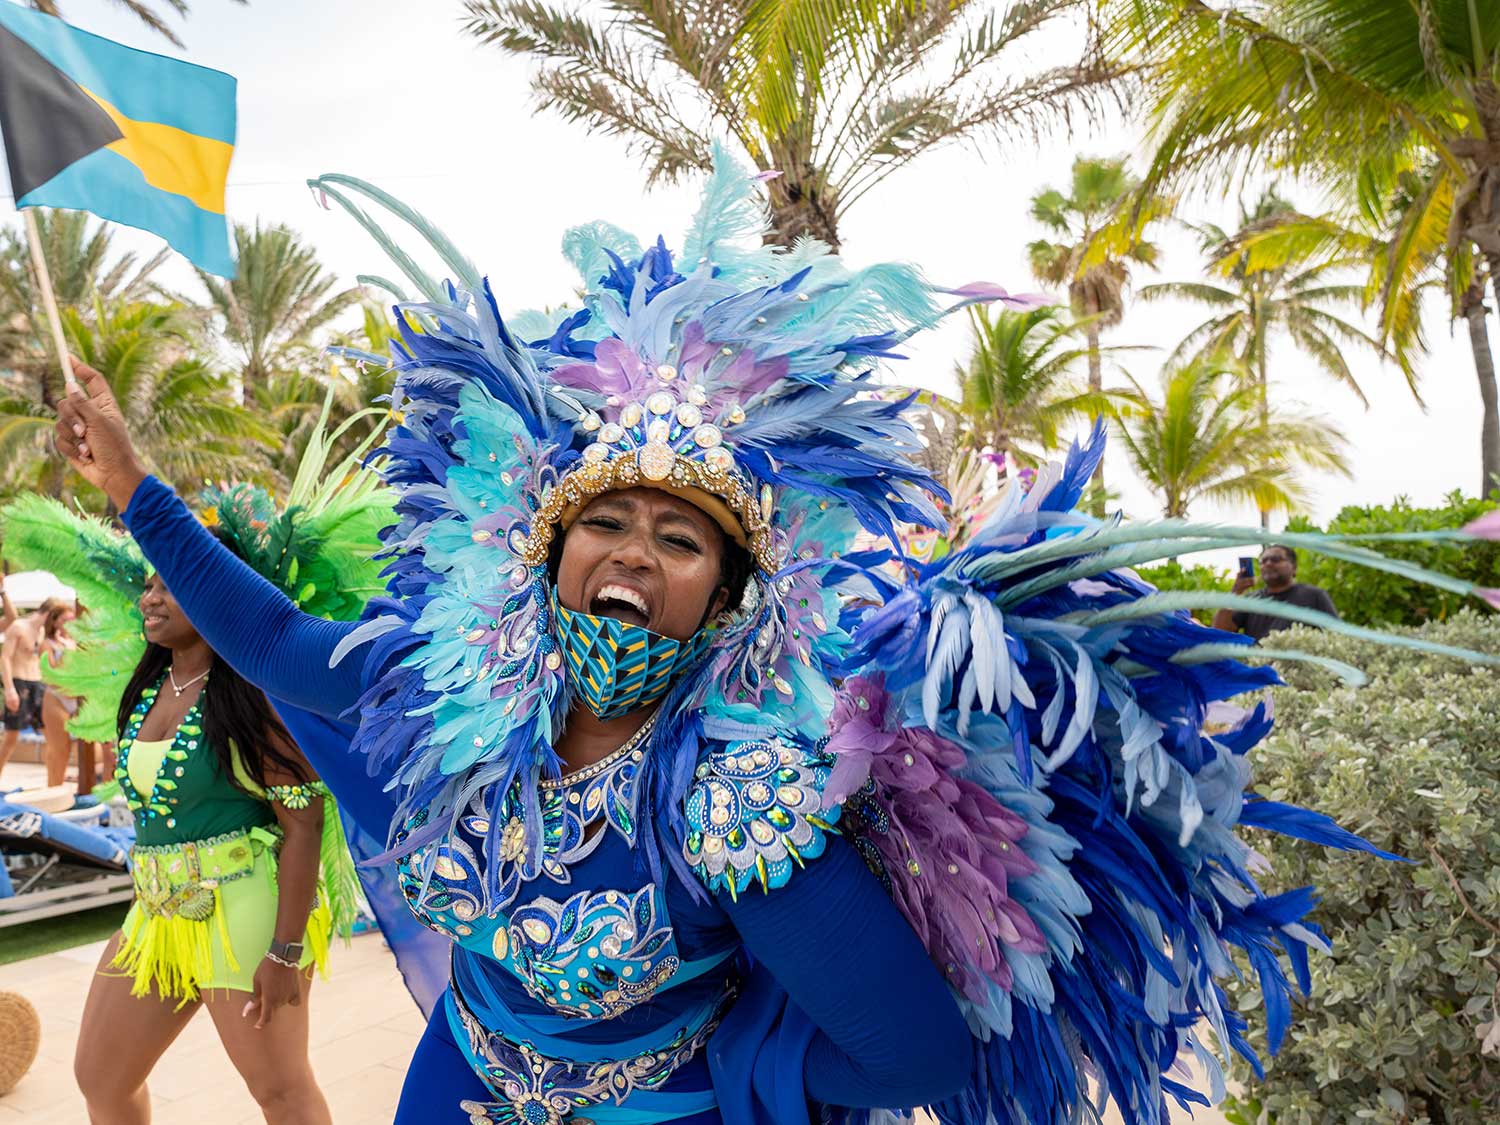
xmin=52 ymin=154 xmax=1499 ymax=1125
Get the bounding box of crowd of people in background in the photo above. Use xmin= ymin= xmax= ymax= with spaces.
xmin=0 ymin=590 xmax=102 ymax=793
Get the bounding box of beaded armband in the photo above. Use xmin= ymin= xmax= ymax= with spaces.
xmin=266 ymin=780 xmax=331 ymax=811
xmin=683 ymin=737 xmax=839 ymax=897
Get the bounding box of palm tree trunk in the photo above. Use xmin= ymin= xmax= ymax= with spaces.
xmin=1085 ymin=297 xmax=1105 ymax=517
xmin=765 ymin=174 xmax=841 ymax=252
xmin=1256 ymin=324 xmax=1270 ymax=530
xmin=1462 ymin=279 xmax=1500 ymax=497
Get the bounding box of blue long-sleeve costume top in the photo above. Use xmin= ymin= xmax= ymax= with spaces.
xmin=124 ymin=476 xmax=969 ymax=1123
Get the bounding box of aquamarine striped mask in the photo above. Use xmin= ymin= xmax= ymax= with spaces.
xmin=552 ymin=594 xmax=717 ymax=719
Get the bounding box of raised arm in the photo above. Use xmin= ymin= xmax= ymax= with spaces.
xmin=55 ymin=359 xmax=372 ymax=719
xmin=120 ymin=476 xmax=366 ymax=717
xmin=721 ymin=835 xmax=971 ymax=1112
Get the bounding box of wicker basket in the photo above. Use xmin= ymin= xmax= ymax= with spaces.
xmin=0 ymin=991 xmax=40 ymax=1096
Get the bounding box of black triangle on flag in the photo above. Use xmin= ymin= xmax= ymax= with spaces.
xmin=0 ymin=20 xmax=123 ymax=200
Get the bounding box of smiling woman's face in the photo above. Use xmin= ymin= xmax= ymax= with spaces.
xmin=555 ymin=488 xmax=730 ymax=642
xmin=139 ymin=573 xmax=202 ymax=650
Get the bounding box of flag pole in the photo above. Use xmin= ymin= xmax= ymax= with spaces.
xmin=22 ymin=208 xmax=79 ymax=395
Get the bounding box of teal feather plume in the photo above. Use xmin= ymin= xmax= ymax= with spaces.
xmin=307 ymin=176 xmax=446 ymax=303
xmin=311 ymin=174 xmax=480 ymax=295
xmin=562 ymin=220 xmax=644 ymax=290
xmin=1070 ymin=590 xmax=1500 ymax=666
xmin=679 ymin=142 xmax=767 ymax=270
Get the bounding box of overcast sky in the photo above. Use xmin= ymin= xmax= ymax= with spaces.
xmin=3 ymin=0 xmax=1484 ymax=551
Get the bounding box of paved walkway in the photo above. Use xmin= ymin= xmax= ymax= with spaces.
xmin=0 ymin=926 xmax=1231 ymax=1124
xmin=0 ymin=932 xmax=424 ymax=1123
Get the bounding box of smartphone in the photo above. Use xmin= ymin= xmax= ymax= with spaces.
xmin=1237 ymin=557 xmax=1256 ymax=580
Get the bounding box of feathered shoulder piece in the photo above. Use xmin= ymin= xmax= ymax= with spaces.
xmin=311 ymin=147 xmax=1045 ymax=891
xmin=825 ymin=424 xmax=1500 ymax=1125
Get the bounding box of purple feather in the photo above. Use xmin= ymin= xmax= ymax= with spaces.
xmin=944 ymin=282 xmax=1055 ymax=309
xmin=1463 ymin=509 xmax=1500 ymax=538
xmin=826 ymin=676 xmax=1046 ymax=1003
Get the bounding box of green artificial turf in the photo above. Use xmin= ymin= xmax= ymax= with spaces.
xmin=0 ymin=903 xmax=127 ymax=966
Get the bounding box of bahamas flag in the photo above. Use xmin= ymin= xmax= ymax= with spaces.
xmin=0 ymin=2 xmax=236 ymax=276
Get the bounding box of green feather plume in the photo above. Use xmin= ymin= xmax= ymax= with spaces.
xmin=0 ymin=496 xmax=147 ymax=741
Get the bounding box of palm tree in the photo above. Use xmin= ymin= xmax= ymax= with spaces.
xmin=0 ymin=209 xmax=168 ymax=406
xmin=953 ymin=304 xmax=1111 ymax=465
xmin=1218 ymin=162 xmax=1499 ymax=495
xmin=0 ymin=298 xmax=275 ymax=508
xmin=1026 ymin=156 xmax=1163 ymax=513
xmin=1113 ymin=352 xmax=1350 ymax=520
xmin=1111 ymin=0 xmax=1500 ymax=492
xmin=1141 ymin=190 xmax=1395 ymax=426
xmin=462 ymin=0 xmax=1121 ymax=250
xmin=249 ymin=300 xmax=402 ymax=485
xmin=22 ymin=1 xmax=245 ymax=48
xmin=196 ymin=222 xmax=360 ymax=405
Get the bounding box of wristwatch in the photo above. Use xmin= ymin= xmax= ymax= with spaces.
xmin=266 ymin=939 xmax=304 ymax=967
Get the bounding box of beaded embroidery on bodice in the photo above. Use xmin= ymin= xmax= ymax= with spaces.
xmin=395 ymin=732 xmax=648 ymax=923
xmin=504 ymin=885 xmax=678 ymax=1018
xmin=394 ymin=743 xmax=686 ymax=1020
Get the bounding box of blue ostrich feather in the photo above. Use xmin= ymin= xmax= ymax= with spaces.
xmin=832 ymin=419 xmax=1500 ymax=1124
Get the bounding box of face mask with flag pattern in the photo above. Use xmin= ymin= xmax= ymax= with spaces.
xmin=551 ymin=594 xmax=718 ymax=720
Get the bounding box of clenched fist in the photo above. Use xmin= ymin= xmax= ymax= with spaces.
xmin=53 ymin=358 xmax=147 ymax=511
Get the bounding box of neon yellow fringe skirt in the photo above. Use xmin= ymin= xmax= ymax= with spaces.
xmin=110 ymin=826 xmax=333 ymax=1007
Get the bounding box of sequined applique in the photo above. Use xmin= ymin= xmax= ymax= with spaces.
xmin=115 ymin=683 xmax=201 ymax=828
xmin=395 ymin=804 xmax=490 ymax=938
xmin=395 ymin=745 xmax=646 ymax=935
xmin=836 ymin=776 xmax=894 ymax=894
xmin=266 ymin=780 xmax=331 ymax=811
xmin=452 ymin=970 xmax=730 ymax=1124
xmin=682 ymin=738 xmax=840 ymax=896
xmin=506 ymin=886 xmax=678 ymax=1019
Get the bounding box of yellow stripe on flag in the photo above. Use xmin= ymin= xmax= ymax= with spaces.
xmin=82 ymin=87 xmax=231 ymax=214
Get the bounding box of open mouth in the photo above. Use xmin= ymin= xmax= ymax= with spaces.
xmin=589 ymin=583 xmax=652 ymax=629
xmin=142 ymin=614 xmax=167 ymax=630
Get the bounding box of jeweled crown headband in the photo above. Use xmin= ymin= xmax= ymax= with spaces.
xmin=514 ymin=358 xmax=778 ymax=574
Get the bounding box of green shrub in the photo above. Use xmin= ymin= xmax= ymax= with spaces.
xmin=1134 ymin=560 xmax=1231 ymax=623
xmin=1286 ymin=493 xmax=1500 ymax=628
xmin=1221 ymin=612 xmax=1500 ymax=1125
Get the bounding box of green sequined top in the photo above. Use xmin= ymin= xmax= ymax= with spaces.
xmin=116 ymin=682 xmax=278 ymax=848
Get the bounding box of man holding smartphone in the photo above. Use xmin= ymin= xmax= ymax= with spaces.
xmin=1211 ymin=545 xmax=1338 ymax=641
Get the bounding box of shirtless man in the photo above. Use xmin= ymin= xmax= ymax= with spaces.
xmin=0 ymin=598 xmax=74 ymax=774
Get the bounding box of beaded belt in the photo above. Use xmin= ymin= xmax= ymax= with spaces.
xmin=130 ymin=826 xmax=280 ymax=922
xmin=449 ymin=969 xmax=729 ymax=1125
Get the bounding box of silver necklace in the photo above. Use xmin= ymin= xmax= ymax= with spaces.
xmin=168 ymin=665 xmax=210 ymax=698
xmin=537 ymin=711 xmax=659 ymax=791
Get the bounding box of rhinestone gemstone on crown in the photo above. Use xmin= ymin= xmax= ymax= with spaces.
xmin=509 ymin=364 xmax=781 ymax=572
xmin=638 ymin=442 xmax=676 ymax=481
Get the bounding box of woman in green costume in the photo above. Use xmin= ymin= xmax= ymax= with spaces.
xmin=73 ymin=541 xmax=336 ymax=1125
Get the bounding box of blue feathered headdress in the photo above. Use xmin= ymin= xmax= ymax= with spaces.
xmin=317 ymin=148 xmax=1045 ymax=890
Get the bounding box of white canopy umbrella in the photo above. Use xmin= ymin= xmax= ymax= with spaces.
xmin=2 ymin=571 xmax=76 ymax=610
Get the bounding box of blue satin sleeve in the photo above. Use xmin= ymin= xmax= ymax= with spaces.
xmin=720 ymin=834 xmax=971 ymax=1111
xmin=121 ymin=475 xmax=370 ymax=719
